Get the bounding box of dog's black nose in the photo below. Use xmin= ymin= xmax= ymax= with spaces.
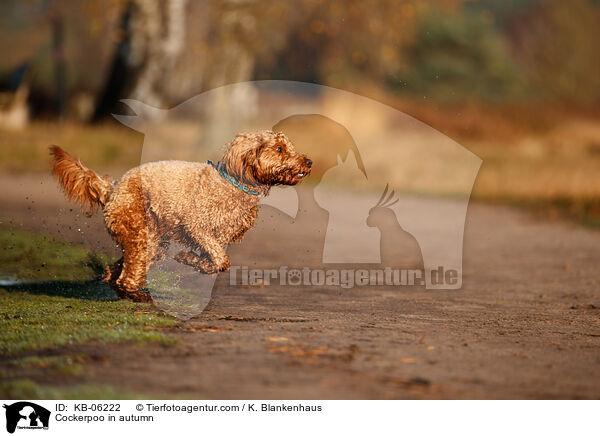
xmin=305 ymin=158 xmax=312 ymax=168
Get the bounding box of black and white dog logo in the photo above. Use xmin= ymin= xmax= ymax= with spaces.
xmin=3 ymin=402 xmax=50 ymax=434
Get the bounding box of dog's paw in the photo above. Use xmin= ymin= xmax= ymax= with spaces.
xmin=174 ymin=250 xmax=194 ymax=266
xmin=174 ymin=249 xmax=223 ymax=274
xmin=112 ymin=279 xmax=154 ymax=304
xmin=117 ymin=289 xmax=154 ymax=304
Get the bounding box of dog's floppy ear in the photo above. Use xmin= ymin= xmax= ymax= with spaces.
xmin=241 ymin=144 xmax=264 ymax=184
xmin=223 ymin=134 xmax=262 ymax=186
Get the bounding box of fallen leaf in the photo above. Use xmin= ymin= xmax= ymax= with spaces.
xmin=265 ymin=337 xmax=290 ymax=342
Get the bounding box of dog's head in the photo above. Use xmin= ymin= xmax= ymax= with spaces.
xmin=222 ymin=130 xmax=312 ymax=189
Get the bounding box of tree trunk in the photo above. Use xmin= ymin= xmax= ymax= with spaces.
xmin=93 ymin=0 xmax=188 ymax=120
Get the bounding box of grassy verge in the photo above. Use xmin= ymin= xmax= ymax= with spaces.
xmin=0 ymin=121 xmax=141 ymax=175
xmin=0 ymin=379 xmax=148 ymax=400
xmin=5 ymin=355 xmax=87 ymax=377
xmin=0 ymin=226 xmax=178 ymax=356
xmin=0 ymin=289 xmax=177 ymax=355
xmin=0 ymin=225 xmax=180 ymax=398
xmin=0 ymin=227 xmax=112 ymax=282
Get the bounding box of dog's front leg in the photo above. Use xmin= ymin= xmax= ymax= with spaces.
xmin=174 ymin=237 xmax=230 ymax=274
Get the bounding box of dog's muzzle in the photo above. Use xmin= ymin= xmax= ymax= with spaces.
xmin=295 ymin=158 xmax=312 ymax=180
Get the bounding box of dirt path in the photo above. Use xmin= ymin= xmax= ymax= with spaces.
xmin=1 ymin=175 xmax=599 ymax=399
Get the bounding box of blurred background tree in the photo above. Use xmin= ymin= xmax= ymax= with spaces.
xmin=397 ymin=11 xmax=524 ymax=102
xmin=506 ymin=0 xmax=600 ymax=105
xmin=94 ymin=0 xmax=188 ymax=119
xmin=0 ymin=0 xmax=599 ymax=123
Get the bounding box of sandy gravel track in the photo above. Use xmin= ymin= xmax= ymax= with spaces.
xmin=1 ymin=175 xmax=599 ymax=399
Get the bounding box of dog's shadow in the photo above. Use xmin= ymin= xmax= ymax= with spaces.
xmin=1 ymin=280 xmax=118 ymax=301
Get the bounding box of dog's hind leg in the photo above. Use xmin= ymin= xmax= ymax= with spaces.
xmin=102 ymin=176 xmax=154 ymax=303
xmin=115 ymin=235 xmax=154 ymax=303
xmin=108 ymin=221 xmax=154 ymax=303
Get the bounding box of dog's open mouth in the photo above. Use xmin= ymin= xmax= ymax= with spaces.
xmin=294 ymin=168 xmax=311 ymax=180
xmin=281 ymin=168 xmax=311 ymax=185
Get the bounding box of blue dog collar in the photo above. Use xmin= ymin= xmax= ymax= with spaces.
xmin=207 ymin=160 xmax=262 ymax=196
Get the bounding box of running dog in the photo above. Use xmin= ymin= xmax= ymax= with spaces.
xmin=50 ymin=131 xmax=312 ymax=302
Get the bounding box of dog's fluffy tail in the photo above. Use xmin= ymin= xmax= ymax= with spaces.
xmin=49 ymin=145 xmax=113 ymax=211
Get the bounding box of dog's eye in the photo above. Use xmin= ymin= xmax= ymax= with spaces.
xmin=276 ymin=147 xmax=283 ymax=152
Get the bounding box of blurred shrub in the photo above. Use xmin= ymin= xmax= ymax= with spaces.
xmin=255 ymin=0 xmax=457 ymax=89
xmin=507 ymin=0 xmax=600 ymax=105
xmin=396 ymin=11 xmax=524 ymax=102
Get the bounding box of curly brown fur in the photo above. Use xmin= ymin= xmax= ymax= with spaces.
xmin=51 ymin=131 xmax=311 ymax=303
xmin=49 ymin=146 xmax=113 ymax=211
